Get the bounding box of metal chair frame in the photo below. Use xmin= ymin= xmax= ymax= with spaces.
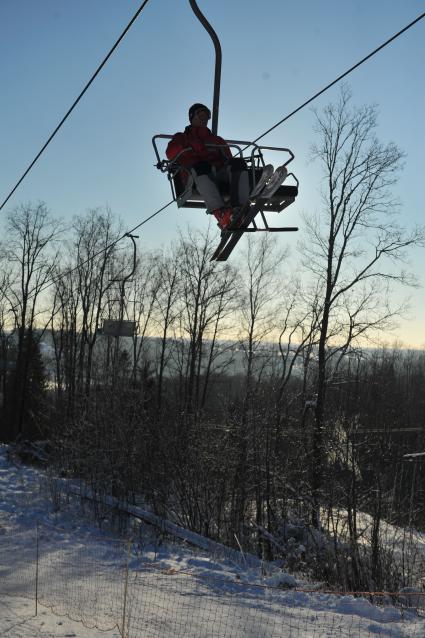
xmin=152 ymin=135 xmax=299 ymax=214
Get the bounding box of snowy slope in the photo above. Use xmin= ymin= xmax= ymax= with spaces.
xmin=1 ymin=445 xmax=425 ymax=637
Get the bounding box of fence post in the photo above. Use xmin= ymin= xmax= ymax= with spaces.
xmin=234 ymin=533 xmax=248 ymax=569
xmin=35 ymin=522 xmax=39 ymax=616
xmin=121 ymin=540 xmax=131 ymax=638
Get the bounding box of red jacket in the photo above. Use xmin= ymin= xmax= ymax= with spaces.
xmin=166 ymin=125 xmax=232 ymax=169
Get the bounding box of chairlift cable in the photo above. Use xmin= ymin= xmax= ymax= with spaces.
xmin=0 ymin=0 xmax=152 ymax=213
xmin=250 ymin=11 xmax=425 ymax=147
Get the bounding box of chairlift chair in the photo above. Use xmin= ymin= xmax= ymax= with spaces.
xmin=152 ymin=135 xmax=299 ymax=217
xmin=100 ymin=233 xmax=139 ymax=338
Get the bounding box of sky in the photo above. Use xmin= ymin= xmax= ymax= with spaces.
xmin=1 ymin=0 xmax=424 ymax=345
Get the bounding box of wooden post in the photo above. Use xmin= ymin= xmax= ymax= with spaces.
xmin=121 ymin=540 xmax=131 ymax=638
xmin=35 ymin=522 xmax=39 ymax=616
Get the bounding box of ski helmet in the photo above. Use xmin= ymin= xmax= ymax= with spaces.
xmin=188 ymin=103 xmax=211 ymax=122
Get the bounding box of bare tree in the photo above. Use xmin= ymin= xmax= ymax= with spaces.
xmin=238 ymin=234 xmax=286 ymax=394
xmin=0 ymin=267 xmax=15 ymax=416
xmin=0 ymin=202 xmax=63 ymax=437
xmin=48 ymin=208 xmax=123 ymax=413
xmin=126 ymin=249 xmax=162 ymax=387
xmin=228 ymin=235 xmax=289 ymax=551
xmin=153 ymin=249 xmax=182 ymax=412
xmin=302 ymin=86 xmax=425 ymax=526
xmin=49 ymin=264 xmax=80 ymax=413
xmin=72 ymin=208 xmax=121 ymax=397
xmin=177 ymin=226 xmax=238 ymax=417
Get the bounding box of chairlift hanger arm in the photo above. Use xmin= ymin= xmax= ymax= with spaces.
xmin=189 ymin=0 xmax=222 ymax=135
xmin=123 ymin=233 xmax=138 ymax=285
xmin=111 ymin=233 xmax=139 ymax=315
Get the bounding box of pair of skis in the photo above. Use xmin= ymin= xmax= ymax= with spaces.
xmin=210 ymin=165 xmax=288 ymax=262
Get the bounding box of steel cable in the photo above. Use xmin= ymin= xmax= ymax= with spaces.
xmin=0 ymin=0 xmax=152 ymax=213
xmin=250 ymin=12 xmax=425 ymax=147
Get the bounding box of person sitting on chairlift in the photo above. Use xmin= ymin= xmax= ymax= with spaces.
xmin=166 ymin=103 xmax=272 ymax=231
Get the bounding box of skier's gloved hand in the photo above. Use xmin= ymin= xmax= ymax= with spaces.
xmin=191 ymin=140 xmax=207 ymax=155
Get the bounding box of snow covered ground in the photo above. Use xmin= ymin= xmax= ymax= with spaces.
xmin=1 ymin=445 xmax=425 ymax=637
xmin=0 ymin=595 xmax=121 ymax=637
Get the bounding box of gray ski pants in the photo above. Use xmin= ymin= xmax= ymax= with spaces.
xmin=190 ymin=164 xmax=250 ymax=212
